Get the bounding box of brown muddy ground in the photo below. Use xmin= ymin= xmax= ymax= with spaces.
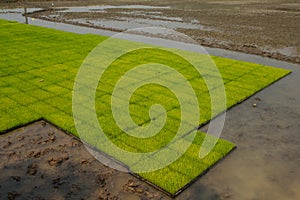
xmin=2 ymin=0 xmax=299 ymax=63
xmin=0 ymin=1 xmax=300 ymax=200
xmin=0 ymin=121 xmax=169 ymax=200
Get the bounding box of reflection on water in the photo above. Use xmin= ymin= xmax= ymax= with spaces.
xmin=24 ymin=7 xmax=28 ymax=24
xmin=0 ymin=5 xmax=213 ymax=34
xmin=58 ymin=5 xmax=170 ymax=13
xmin=63 ymin=17 xmax=206 ymax=31
xmin=0 ymin=7 xmax=115 ymax=36
xmin=0 ymin=7 xmax=42 ymax=24
xmin=41 ymin=4 xmax=213 ymax=32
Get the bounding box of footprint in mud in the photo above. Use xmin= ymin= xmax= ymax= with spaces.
xmin=81 ymin=159 xmax=90 ymax=165
xmin=8 ymin=152 xmax=16 ymax=158
xmin=33 ymin=151 xmax=41 ymax=158
xmin=0 ymin=121 xmax=171 ymax=199
xmin=26 ymin=150 xmax=43 ymax=158
xmin=27 ymin=163 xmax=38 ymax=175
xmin=7 ymin=191 xmax=21 ymax=200
xmin=52 ymin=177 xmax=63 ymax=188
xmin=123 ymin=180 xmax=160 ymax=199
xmin=50 ymin=135 xmax=56 ymax=142
xmin=11 ymin=176 xmax=21 ymax=182
xmin=48 ymin=157 xmax=64 ymax=166
xmin=17 ymin=135 xmax=24 ymax=141
xmin=70 ymin=184 xmax=81 ymax=193
xmin=3 ymin=141 xmax=12 ymax=149
xmin=96 ymin=173 xmax=106 ymax=187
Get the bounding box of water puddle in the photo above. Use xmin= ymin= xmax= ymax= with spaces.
xmin=275 ymin=46 xmax=298 ymax=58
xmin=0 ymin=8 xmax=42 ymax=24
xmin=0 ymin=7 xmax=43 ymax=14
xmin=58 ymin=5 xmax=170 ymax=13
xmin=0 ymin=6 xmax=296 ymax=63
xmin=65 ymin=17 xmax=206 ymax=32
xmin=31 ymin=4 xmax=212 ymax=32
xmin=0 ymin=7 xmax=115 ymax=36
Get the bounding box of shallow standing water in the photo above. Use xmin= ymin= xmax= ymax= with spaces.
xmin=32 ymin=5 xmax=211 ymax=32
xmin=0 ymin=7 xmax=115 ymax=36
xmin=0 ymin=7 xmax=300 ymax=199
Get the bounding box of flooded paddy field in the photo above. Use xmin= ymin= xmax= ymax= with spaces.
xmin=2 ymin=0 xmax=299 ymax=63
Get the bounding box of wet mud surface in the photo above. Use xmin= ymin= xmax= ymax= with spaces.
xmin=178 ymin=60 xmax=300 ymax=199
xmin=0 ymin=1 xmax=300 ymax=199
xmin=0 ymin=121 xmax=169 ymax=200
xmin=2 ymin=0 xmax=299 ymax=63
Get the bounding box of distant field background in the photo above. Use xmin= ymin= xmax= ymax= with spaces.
xmin=2 ymin=0 xmax=299 ymax=63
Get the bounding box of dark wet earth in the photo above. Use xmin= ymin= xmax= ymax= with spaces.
xmin=0 ymin=121 xmax=169 ymax=200
xmin=6 ymin=0 xmax=299 ymax=64
xmin=179 ymin=56 xmax=300 ymax=200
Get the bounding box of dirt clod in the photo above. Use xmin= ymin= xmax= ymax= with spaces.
xmin=50 ymin=136 xmax=56 ymax=142
xmin=81 ymin=159 xmax=89 ymax=164
xmin=128 ymin=180 xmax=139 ymax=188
xmin=48 ymin=157 xmax=63 ymax=166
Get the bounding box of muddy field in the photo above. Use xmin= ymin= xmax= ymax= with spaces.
xmin=0 ymin=121 xmax=169 ymax=200
xmin=0 ymin=1 xmax=300 ymax=200
xmin=2 ymin=0 xmax=299 ymax=63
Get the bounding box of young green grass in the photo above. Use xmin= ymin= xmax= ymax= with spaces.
xmin=0 ymin=19 xmax=290 ymax=195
